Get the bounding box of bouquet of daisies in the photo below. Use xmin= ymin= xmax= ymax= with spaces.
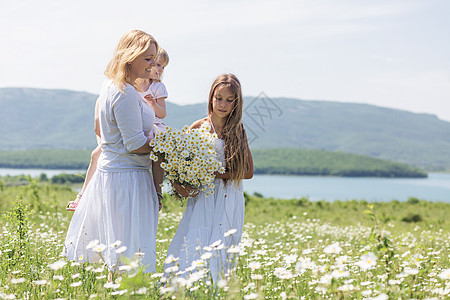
xmin=149 ymin=122 xmax=225 ymax=198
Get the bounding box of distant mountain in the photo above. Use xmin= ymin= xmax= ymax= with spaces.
xmin=1 ymin=88 xmax=449 ymax=171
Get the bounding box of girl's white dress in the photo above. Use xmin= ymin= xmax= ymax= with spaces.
xmin=138 ymin=81 xmax=168 ymax=134
xmin=165 ymin=123 xmax=245 ymax=281
xmin=64 ymin=80 xmax=159 ymax=273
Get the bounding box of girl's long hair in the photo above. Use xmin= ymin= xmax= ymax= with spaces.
xmin=104 ymin=30 xmax=159 ymax=92
xmin=208 ymin=74 xmax=248 ymax=182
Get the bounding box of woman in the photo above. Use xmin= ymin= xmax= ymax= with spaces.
xmin=64 ymin=30 xmax=160 ymax=273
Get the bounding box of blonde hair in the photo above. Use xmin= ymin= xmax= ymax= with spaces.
xmin=208 ymin=74 xmax=248 ymax=182
xmin=152 ymin=48 xmax=169 ymax=83
xmin=104 ymin=30 xmax=159 ymax=92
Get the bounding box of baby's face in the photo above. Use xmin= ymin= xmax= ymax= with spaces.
xmin=150 ymin=57 xmax=166 ymax=80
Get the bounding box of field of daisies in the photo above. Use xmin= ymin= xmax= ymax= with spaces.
xmin=0 ymin=177 xmax=449 ymax=299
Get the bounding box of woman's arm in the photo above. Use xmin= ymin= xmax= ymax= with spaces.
xmin=113 ymin=87 xmax=151 ymax=153
xmin=130 ymin=136 xmax=152 ymax=153
xmin=94 ymin=98 xmax=101 ymax=137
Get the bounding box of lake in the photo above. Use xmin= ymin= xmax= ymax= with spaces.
xmin=244 ymin=173 xmax=450 ymax=203
xmin=1 ymin=168 xmax=449 ymax=203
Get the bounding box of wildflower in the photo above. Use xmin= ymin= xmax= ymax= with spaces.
xmin=33 ymin=280 xmax=48 ymax=285
xmin=251 ymin=274 xmax=263 ymax=280
xmin=248 ymin=261 xmax=261 ymax=270
xmin=165 ymin=265 xmax=179 ymax=273
xmin=438 ymin=269 xmax=450 ymax=280
xmin=295 ymin=257 xmax=316 ymax=273
xmin=389 ymin=279 xmax=402 ymax=285
xmin=201 ymin=252 xmax=212 ymax=260
xmin=135 ymin=287 xmax=147 ymax=294
xmin=86 ymin=239 xmax=99 ymax=250
xmin=49 ymin=260 xmax=67 ymax=271
xmin=11 ymin=278 xmax=26 ymax=284
xmin=111 ymin=290 xmax=127 ymax=296
xmin=332 ymin=269 xmax=350 ymax=279
xmin=244 ymin=293 xmax=258 ymax=300
xmin=319 ymin=273 xmax=333 ymax=285
xmin=336 ymin=255 xmax=349 ymax=265
xmin=115 ymin=246 xmax=127 ymax=254
xmin=71 ymin=273 xmax=81 ymax=279
xmin=210 ymin=239 xmax=222 ymax=248
xmin=160 ymin=286 xmax=176 ymax=295
xmin=70 ymin=281 xmax=82 ymax=287
xmin=355 ymin=252 xmax=377 ymax=271
xmin=324 ymin=242 xmax=342 ymax=254
xmin=104 ymin=282 xmax=121 ymax=289
xmin=165 ymin=254 xmax=178 ymax=264
xmin=53 ymin=275 xmax=64 ymax=281
xmin=109 ymin=240 xmax=122 ymax=248
xmin=337 ymin=284 xmax=355 ymax=291
xmin=150 ymin=273 xmax=164 ymax=278
xmin=367 ymin=293 xmax=389 ymax=300
xmin=274 ymin=267 xmax=293 ymax=279
xmin=284 ymin=254 xmax=298 ymax=264
xmin=224 ymin=229 xmax=237 ymax=237
xmin=191 ymin=259 xmax=206 ymax=268
xmin=92 ymin=243 xmax=107 ymax=253
xmin=227 ymin=245 xmax=241 ymax=253
xmin=302 ymin=248 xmax=313 ymax=254
xmin=119 ymin=265 xmax=132 ymax=272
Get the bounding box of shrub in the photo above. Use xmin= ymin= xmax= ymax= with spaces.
xmin=402 ymin=213 xmax=422 ymax=223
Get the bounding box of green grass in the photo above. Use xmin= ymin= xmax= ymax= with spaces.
xmin=0 ymin=179 xmax=449 ymax=299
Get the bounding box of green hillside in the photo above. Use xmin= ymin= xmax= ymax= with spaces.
xmin=1 ymin=88 xmax=449 ymax=171
xmin=252 ymin=148 xmax=426 ymax=177
xmin=0 ymin=148 xmax=426 ymax=178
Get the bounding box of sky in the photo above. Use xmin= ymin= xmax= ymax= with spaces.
xmin=1 ymin=0 xmax=450 ymax=121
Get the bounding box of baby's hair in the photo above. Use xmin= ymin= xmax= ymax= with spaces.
xmin=157 ymin=48 xmax=169 ymax=67
xmin=152 ymin=48 xmax=169 ymax=83
xmin=104 ymin=30 xmax=159 ymax=92
xmin=208 ymin=74 xmax=248 ymax=182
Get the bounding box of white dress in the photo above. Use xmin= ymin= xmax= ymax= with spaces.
xmin=64 ymin=80 xmax=159 ymax=273
xmin=165 ymin=122 xmax=245 ymax=281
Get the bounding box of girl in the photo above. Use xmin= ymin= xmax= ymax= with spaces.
xmin=165 ymin=74 xmax=254 ymax=282
xmin=66 ymin=48 xmax=169 ymax=211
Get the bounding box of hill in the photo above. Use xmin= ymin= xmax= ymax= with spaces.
xmin=252 ymin=148 xmax=426 ymax=177
xmin=1 ymin=88 xmax=449 ymax=171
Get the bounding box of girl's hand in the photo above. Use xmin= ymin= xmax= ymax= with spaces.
xmin=173 ymin=182 xmax=199 ymax=198
xmin=144 ymin=94 xmax=156 ymax=106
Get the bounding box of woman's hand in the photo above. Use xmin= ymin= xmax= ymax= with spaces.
xmin=172 ymin=182 xmax=199 ymax=198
